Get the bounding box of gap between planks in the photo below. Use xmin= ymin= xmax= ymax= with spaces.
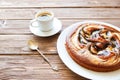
xmin=0 ymin=6 xmax=120 ymax=9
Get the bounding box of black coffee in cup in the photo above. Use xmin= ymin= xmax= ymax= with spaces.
xmin=36 ymin=12 xmax=53 ymax=21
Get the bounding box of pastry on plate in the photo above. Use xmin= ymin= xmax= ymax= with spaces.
xmin=65 ymin=22 xmax=120 ymax=72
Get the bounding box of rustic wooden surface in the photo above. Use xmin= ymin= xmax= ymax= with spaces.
xmin=0 ymin=0 xmax=120 ymax=80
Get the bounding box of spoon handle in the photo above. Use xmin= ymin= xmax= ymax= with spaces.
xmin=36 ymin=48 xmax=58 ymax=71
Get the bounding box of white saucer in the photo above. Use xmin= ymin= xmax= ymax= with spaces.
xmin=29 ymin=18 xmax=62 ymax=37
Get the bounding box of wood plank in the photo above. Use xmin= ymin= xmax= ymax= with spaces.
xmin=0 ymin=0 xmax=120 ymax=8
xmin=0 ymin=19 xmax=120 ymax=54
xmin=1 ymin=8 xmax=120 ymax=19
xmin=0 ymin=19 xmax=120 ymax=34
xmin=0 ymin=35 xmax=59 ymax=54
xmin=0 ymin=55 xmax=87 ymax=80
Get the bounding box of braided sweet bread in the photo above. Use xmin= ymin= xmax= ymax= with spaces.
xmin=65 ymin=22 xmax=120 ymax=72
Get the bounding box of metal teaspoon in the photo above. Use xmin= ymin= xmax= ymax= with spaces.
xmin=28 ymin=40 xmax=59 ymax=71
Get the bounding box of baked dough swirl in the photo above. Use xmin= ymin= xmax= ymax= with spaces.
xmin=65 ymin=23 xmax=120 ymax=72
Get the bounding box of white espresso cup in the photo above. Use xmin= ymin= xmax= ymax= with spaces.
xmin=30 ymin=10 xmax=54 ymax=32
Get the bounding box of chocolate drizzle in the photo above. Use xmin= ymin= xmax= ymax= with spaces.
xmin=78 ymin=24 xmax=120 ymax=60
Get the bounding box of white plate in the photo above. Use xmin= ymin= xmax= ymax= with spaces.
xmin=57 ymin=21 xmax=120 ymax=80
xmin=29 ymin=18 xmax=62 ymax=37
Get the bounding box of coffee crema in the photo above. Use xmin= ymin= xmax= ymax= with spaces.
xmin=36 ymin=12 xmax=53 ymax=21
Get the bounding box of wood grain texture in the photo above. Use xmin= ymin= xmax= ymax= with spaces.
xmin=0 ymin=8 xmax=120 ymax=19
xmin=0 ymin=19 xmax=120 ymax=34
xmin=0 ymin=0 xmax=120 ymax=8
xmin=0 ymin=34 xmax=58 ymax=54
xmin=0 ymin=0 xmax=119 ymax=80
xmin=0 ymin=20 xmax=120 ymax=54
xmin=0 ymin=55 xmax=87 ymax=80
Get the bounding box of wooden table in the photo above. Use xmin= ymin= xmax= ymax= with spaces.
xmin=0 ymin=0 xmax=120 ymax=80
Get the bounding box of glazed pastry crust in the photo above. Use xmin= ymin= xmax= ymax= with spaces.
xmin=65 ymin=23 xmax=120 ymax=72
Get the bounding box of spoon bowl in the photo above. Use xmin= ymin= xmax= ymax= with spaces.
xmin=28 ymin=40 xmax=38 ymax=50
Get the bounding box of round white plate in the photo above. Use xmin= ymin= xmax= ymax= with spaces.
xmin=29 ymin=18 xmax=62 ymax=37
xmin=57 ymin=21 xmax=120 ymax=80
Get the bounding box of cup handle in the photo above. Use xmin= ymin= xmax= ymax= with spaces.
xmin=30 ymin=19 xmax=39 ymax=28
